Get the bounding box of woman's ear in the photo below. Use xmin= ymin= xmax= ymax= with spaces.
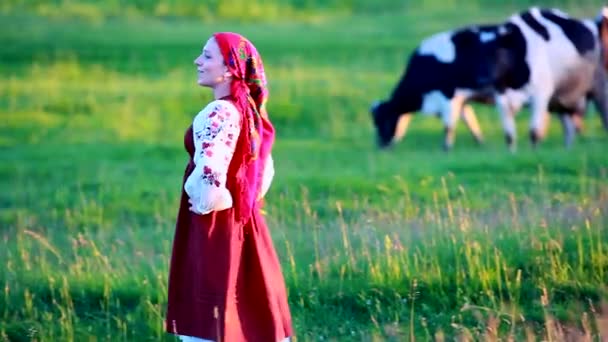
xmin=223 ymin=66 xmax=232 ymax=79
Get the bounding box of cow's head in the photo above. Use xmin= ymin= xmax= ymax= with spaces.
xmin=370 ymin=100 xmax=411 ymax=149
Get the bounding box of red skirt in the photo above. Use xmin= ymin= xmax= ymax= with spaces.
xmin=165 ymin=164 xmax=293 ymax=341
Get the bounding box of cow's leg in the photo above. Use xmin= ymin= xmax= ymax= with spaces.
xmin=571 ymin=97 xmax=587 ymax=140
xmin=442 ymin=97 xmax=464 ymax=151
xmin=590 ymin=66 xmax=608 ymax=132
xmin=572 ymin=113 xmax=584 ymax=135
xmin=591 ymin=91 xmax=608 ymax=133
xmin=495 ymin=93 xmax=517 ymax=152
xmin=393 ymin=113 xmax=413 ymax=143
xmin=528 ymin=93 xmax=552 ymax=148
xmin=541 ymin=110 xmax=551 ymax=135
xmin=460 ymin=104 xmax=484 ymax=145
xmin=559 ymin=114 xmax=576 ymax=148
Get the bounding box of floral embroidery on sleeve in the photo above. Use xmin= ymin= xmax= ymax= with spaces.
xmin=184 ymin=100 xmax=241 ymax=214
xmin=202 ymin=165 xmax=221 ymax=187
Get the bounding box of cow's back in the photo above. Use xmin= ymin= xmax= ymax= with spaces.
xmin=512 ymin=8 xmax=598 ymax=88
xmin=407 ymin=26 xmax=505 ymax=97
xmin=505 ymin=7 xmax=600 ymax=110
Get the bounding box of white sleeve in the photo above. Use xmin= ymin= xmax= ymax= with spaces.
xmin=184 ymin=100 xmax=241 ymax=215
xmin=258 ymin=154 xmax=275 ymax=200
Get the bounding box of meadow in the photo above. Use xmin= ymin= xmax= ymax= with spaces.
xmin=1 ymin=1 xmax=608 ymax=340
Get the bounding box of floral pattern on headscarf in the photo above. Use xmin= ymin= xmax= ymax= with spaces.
xmin=213 ymin=32 xmax=275 ymax=224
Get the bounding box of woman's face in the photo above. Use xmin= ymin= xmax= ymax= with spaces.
xmin=194 ymin=37 xmax=229 ymax=87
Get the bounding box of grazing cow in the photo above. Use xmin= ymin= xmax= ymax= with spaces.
xmin=371 ymin=6 xmax=608 ymax=151
xmin=489 ymin=7 xmax=608 ymax=150
xmin=370 ymin=24 xmax=506 ymax=150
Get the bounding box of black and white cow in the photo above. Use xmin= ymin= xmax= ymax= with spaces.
xmin=371 ymin=7 xmax=608 ymax=151
xmin=370 ymin=23 xmax=504 ymax=150
xmin=490 ymin=7 xmax=608 ymax=150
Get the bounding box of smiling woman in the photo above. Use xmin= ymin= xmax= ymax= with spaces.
xmin=164 ymin=32 xmax=293 ymax=342
xmin=195 ymin=38 xmax=229 ymax=90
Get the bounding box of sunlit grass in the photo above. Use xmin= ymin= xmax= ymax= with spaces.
xmin=2 ymin=170 xmax=607 ymax=340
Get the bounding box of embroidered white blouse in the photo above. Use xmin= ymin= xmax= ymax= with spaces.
xmin=184 ymin=99 xmax=275 ymax=215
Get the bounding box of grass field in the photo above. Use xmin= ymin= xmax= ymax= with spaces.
xmin=1 ymin=1 xmax=608 ymax=341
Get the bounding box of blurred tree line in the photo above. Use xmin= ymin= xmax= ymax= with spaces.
xmin=1 ymin=0 xmax=603 ymax=22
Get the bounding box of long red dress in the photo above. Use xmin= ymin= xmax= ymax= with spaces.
xmin=165 ymin=101 xmax=293 ymax=342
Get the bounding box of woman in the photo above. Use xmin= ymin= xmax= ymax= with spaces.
xmin=165 ymin=32 xmax=293 ymax=342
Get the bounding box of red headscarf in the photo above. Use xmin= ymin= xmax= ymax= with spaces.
xmin=213 ymin=32 xmax=275 ymax=225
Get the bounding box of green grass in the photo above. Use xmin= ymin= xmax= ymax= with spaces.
xmin=1 ymin=2 xmax=608 ymax=341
